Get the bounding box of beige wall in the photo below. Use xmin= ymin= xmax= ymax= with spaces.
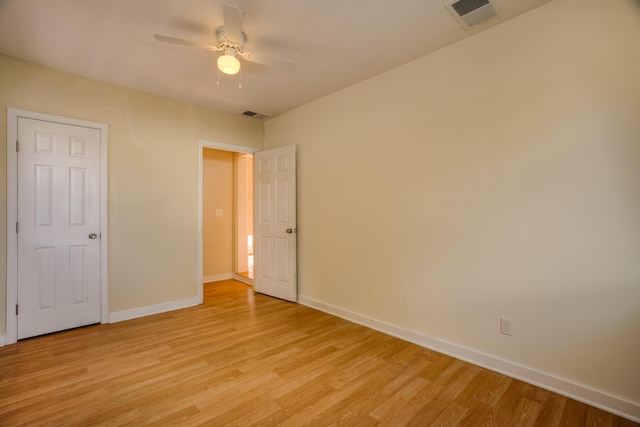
xmin=0 ymin=55 xmax=264 ymax=331
xmin=202 ymin=149 xmax=234 ymax=279
xmin=265 ymin=0 xmax=640 ymax=406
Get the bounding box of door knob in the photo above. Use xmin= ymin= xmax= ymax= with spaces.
xmin=286 ymin=228 xmax=296 ymax=234
xmin=89 ymin=233 xmax=98 ymax=239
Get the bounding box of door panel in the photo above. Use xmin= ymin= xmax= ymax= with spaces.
xmin=34 ymin=247 xmax=55 ymax=310
xmin=17 ymin=117 xmax=101 ymax=339
xmin=254 ymin=145 xmax=297 ymax=302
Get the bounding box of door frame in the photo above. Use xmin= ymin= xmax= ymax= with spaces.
xmin=197 ymin=139 xmax=258 ymax=302
xmin=6 ymin=108 xmax=109 ymax=345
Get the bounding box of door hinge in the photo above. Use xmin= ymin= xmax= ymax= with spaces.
xmin=16 ymin=222 xmax=19 ymax=233
xmin=16 ymin=140 xmax=20 ymax=152
xmin=16 ymin=304 xmax=19 ymax=316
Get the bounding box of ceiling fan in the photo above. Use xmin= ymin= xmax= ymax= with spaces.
xmin=154 ymin=2 xmax=296 ymax=76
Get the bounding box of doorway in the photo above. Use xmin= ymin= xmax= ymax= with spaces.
xmin=197 ymin=140 xmax=258 ymax=303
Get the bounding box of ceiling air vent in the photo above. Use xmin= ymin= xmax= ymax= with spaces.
xmin=242 ymin=110 xmax=270 ymax=120
xmin=445 ymin=0 xmax=498 ymax=30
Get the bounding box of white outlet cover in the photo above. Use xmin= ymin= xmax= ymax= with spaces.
xmin=500 ymin=317 xmax=513 ymax=336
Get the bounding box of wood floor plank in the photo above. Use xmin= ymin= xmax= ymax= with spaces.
xmin=455 ymin=403 xmax=513 ymax=427
xmin=0 ymin=280 xmax=636 ymax=426
xmin=431 ymin=401 xmax=472 ymax=426
xmin=405 ymin=397 xmax=455 ymax=426
xmin=454 ymin=369 xmax=511 ymax=408
xmin=370 ymin=377 xmax=441 ymax=425
xmin=533 ymin=393 xmax=567 ymax=427
xmin=274 ymin=361 xmax=392 ymax=427
xmin=341 ymin=356 xmax=433 ymax=420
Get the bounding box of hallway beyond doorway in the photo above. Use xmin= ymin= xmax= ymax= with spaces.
xmin=237 ymin=255 xmax=254 ymax=280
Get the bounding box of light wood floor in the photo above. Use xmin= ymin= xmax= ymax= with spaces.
xmin=0 ymin=280 xmax=636 ymax=426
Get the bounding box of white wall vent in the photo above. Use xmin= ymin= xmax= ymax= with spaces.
xmin=445 ymin=0 xmax=498 ymax=30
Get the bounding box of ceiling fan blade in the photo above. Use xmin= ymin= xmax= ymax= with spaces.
xmin=223 ymin=3 xmax=244 ymax=42
xmin=241 ymin=51 xmax=296 ymax=72
xmin=153 ymin=34 xmax=214 ymax=50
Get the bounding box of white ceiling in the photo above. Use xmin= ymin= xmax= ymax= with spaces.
xmin=0 ymin=0 xmax=553 ymax=118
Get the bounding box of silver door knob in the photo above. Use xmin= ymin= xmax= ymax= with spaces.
xmin=89 ymin=233 xmax=98 ymax=239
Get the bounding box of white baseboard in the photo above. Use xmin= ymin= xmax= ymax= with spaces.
xmin=232 ymin=274 xmax=253 ymax=286
xmin=203 ymin=273 xmax=233 ymax=283
xmin=0 ymin=333 xmax=5 ymax=347
xmin=298 ymin=295 xmax=640 ymax=423
xmin=108 ymin=296 xmax=200 ymax=324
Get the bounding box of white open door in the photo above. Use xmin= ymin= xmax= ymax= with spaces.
xmin=253 ymin=145 xmax=297 ymax=302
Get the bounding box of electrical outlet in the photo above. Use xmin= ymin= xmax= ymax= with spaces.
xmin=216 ymin=209 xmax=223 ymax=217
xmin=500 ymin=317 xmax=513 ymax=336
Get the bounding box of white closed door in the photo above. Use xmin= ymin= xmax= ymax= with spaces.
xmin=254 ymin=145 xmax=297 ymax=302
xmin=17 ymin=117 xmax=102 ymax=339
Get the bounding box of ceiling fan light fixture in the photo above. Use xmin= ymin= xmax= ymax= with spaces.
xmin=218 ymin=48 xmax=241 ymax=75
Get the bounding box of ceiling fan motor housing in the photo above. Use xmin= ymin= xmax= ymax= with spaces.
xmin=216 ymin=27 xmax=245 ymax=51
